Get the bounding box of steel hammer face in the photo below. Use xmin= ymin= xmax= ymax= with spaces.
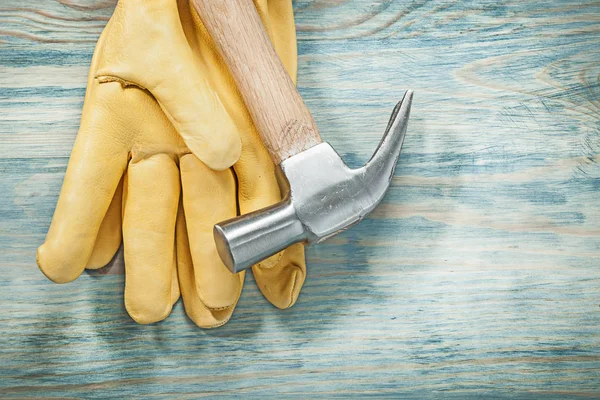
xmin=214 ymin=91 xmax=413 ymax=273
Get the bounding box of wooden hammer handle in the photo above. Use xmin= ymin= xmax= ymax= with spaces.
xmin=191 ymin=0 xmax=322 ymax=164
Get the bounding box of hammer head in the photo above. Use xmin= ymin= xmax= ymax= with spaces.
xmin=214 ymin=90 xmax=413 ymax=273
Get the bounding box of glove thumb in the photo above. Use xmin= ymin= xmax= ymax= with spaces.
xmin=95 ymin=0 xmax=241 ymax=170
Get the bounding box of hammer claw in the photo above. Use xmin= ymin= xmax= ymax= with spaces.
xmin=359 ymin=90 xmax=413 ymax=206
xmin=214 ymin=91 xmax=414 ymax=274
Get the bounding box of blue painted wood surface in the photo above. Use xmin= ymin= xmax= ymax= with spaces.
xmin=1 ymin=0 xmax=599 ymax=397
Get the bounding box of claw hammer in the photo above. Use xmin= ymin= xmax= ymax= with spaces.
xmin=191 ymin=0 xmax=413 ymax=273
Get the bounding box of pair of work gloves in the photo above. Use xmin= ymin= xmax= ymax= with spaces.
xmin=36 ymin=0 xmax=306 ymax=327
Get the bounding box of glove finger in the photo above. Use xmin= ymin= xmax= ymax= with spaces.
xmin=86 ymin=177 xmax=123 ymax=270
xmin=252 ymin=243 xmax=306 ymax=309
xmin=176 ymin=201 xmax=239 ymax=329
xmin=233 ymin=132 xmax=306 ymax=309
xmin=122 ymin=168 xmax=180 ymax=314
xmin=95 ymin=0 xmax=240 ymax=171
xmin=36 ymin=82 xmax=128 ymax=284
xmin=122 ymin=154 xmax=179 ymax=324
xmin=256 ymin=0 xmax=297 ymax=81
xmin=180 ymin=153 xmax=243 ymax=310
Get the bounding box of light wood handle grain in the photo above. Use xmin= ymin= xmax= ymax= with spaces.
xmin=191 ymin=0 xmax=322 ymax=164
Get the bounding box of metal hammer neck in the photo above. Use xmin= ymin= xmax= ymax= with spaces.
xmin=213 ymin=198 xmax=306 ymax=273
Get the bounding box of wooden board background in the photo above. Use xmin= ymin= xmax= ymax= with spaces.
xmin=1 ymin=0 xmax=599 ymax=397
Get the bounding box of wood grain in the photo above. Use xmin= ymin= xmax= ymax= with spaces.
xmin=1 ymin=0 xmax=599 ymax=397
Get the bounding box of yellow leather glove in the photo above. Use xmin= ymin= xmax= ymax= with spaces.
xmin=37 ymin=0 xmax=306 ymax=327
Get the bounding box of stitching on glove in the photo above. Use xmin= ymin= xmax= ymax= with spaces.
xmin=96 ymin=75 xmax=145 ymax=90
xmin=203 ymin=313 xmax=233 ymax=329
xmin=255 ymin=251 xmax=283 ymax=270
xmin=196 ymin=273 xmax=244 ymax=312
xmin=277 ymin=263 xmax=300 ymax=310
